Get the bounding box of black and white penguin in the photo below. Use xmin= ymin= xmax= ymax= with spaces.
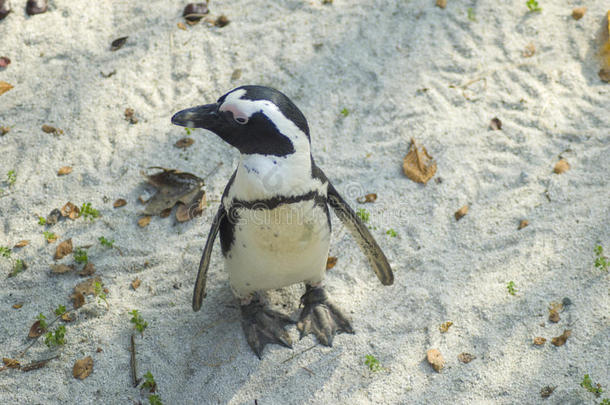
xmin=171 ymin=85 xmax=393 ymax=358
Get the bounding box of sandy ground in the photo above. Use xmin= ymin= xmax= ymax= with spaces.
xmin=1 ymin=0 xmax=609 ymax=404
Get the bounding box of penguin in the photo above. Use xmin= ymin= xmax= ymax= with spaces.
xmin=171 ymin=85 xmax=393 ymax=358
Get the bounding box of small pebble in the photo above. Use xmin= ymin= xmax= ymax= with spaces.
xmin=183 ymin=3 xmax=209 ymax=22
xmin=489 ymin=117 xmax=502 ymax=130
xmin=0 ymin=56 xmax=10 ymax=68
xmin=562 ymin=297 xmax=572 ymax=307
xmin=571 ymin=7 xmax=586 ymax=20
xmin=0 ymin=0 xmax=11 ymax=20
xmin=46 ymin=208 xmax=62 ymax=225
xmin=26 ymin=0 xmax=47 ymax=16
xmin=110 ymin=37 xmax=128 ymax=51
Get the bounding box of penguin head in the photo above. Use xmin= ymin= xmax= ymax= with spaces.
xmin=171 ymin=86 xmax=310 ymax=156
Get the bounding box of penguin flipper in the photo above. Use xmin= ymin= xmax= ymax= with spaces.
xmin=326 ymin=181 xmax=394 ymax=285
xmin=193 ymin=204 xmax=225 ymax=311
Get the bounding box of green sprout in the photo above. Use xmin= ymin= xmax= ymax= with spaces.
xmin=80 ymin=202 xmax=100 ymax=221
xmin=44 ymin=325 xmax=66 ymax=348
xmin=0 ymin=246 xmax=11 ymax=258
xmin=54 ymin=304 xmax=67 ymax=317
xmin=340 ymin=108 xmax=349 ymax=117
xmin=6 ymin=170 xmax=16 ymax=186
xmin=356 ymin=208 xmax=370 ymax=223
xmin=581 ymin=374 xmax=603 ymax=397
xmin=386 ymin=229 xmax=397 ymax=237
xmin=9 ymin=259 xmax=26 ymax=277
xmin=600 ymin=399 xmax=610 ymax=405
xmin=507 ymin=281 xmax=517 ymax=296
xmin=594 ymin=245 xmax=609 ymax=272
xmin=467 ymin=7 xmax=476 ymax=21
xmin=36 ymin=313 xmax=48 ymax=330
xmin=74 ymin=248 xmax=89 ymax=264
xmin=185 ymin=127 xmax=193 ymax=135
xmin=526 ymin=0 xmax=541 ymax=12
xmin=43 ymin=231 xmax=57 ymax=242
xmin=148 ymin=395 xmax=163 ymax=405
xmin=142 ymin=371 xmax=157 ymax=392
xmin=364 ymin=354 xmax=383 ymax=372
xmin=98 ymin=236 xmax=115 ymax=248
xmin=130 ymin=309 xmax=148 ymax=334
xmin=38 ymin=216 xmax=46 ymax=225
xmin=94 ymin=281 xmax=108 ymax=307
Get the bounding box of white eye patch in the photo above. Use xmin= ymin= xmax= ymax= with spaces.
xmin=219 ymin=102 xmax=250 ymax=124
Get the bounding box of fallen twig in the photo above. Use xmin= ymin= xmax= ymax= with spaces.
xmin=21 ymin=355 xmax=59 ymax=372
xmin=130 ymin=334 xmax=139 ymax=387
xmin=281 ymin=344 xmax=317 ymax=364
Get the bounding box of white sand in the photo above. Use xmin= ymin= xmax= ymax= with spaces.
xmin=1 ymin=0 xmax=609 ymax=404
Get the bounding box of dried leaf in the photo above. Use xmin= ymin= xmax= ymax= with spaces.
xmin=523 ymin=42 xmax=536 ymax=58
xmin=0 ymin=81 xmax=13 ymax=96
xmin=439 ymin=321 xmax=453 ymax=333
xmin=54 ymin=238 xmax=73 ymax=260
xmin=571 ymin=7 xmax=586 ymax=20
xmin=61 ymin=312 xmax=74 ymax=322
xmin=111 ymin=37 xmax=128 ymax=51
xmin=435 ymin=0 xmax=446 ymax=9
xmin=553 ymin=159 xmax=570 ymax=174
xmin=548 ymin=302 xmax=562 ymax=323
xmin=551 ymin=330 xmax=571 ymax=346
xmin=326 ymin=256 xmax=338 ymax=270
xmin=357 ymin=193 xmax=377 ymax=204
xmin=175 ymin=193 xmax=205 ymax=222
xmin=138 ymin=216 xmax=151 ymax=227
xmin=540 ymin=386 xmax=556 ymax=398
xmin=454 ymin=205 xmax=468 ymax=221
xmin=177 ymin=22 xmax=187 ymax=30
xmin=124 ymin=107 xmax=138 ymax=124
xmin=73 ymin=356 xmax=93 ymax=380
xmin=0 ymin=126 xmax=9 ymax=135
xmin=518 ymin=219 xmax=529 ymax=230
xmin=231 ymin=69 xmax=242 ymax=81
xmin=41 ymin=124 xmax=62 ymax=134
xmin=113 ymin=198 xmax=127 ymax=208
xmin=175 ymin=137 xmax=194 ymax=149
xmin=46 ymin=208 xmax=62 ymax=225
xmin=74 ymin=276 xmax=102 ymax=296
xmin=61 ymin=202 xmax=80 ymax=219
xmin=403 ymin=138 xmax=437 ymax=184
xmin=2 ymin=358 xmax=20 ymax=369
xmin=71 ymin=292 xmax=85 ymax=309
xmin=14 ymin=240 xmax=29 ymax=248
xmin=28 ymin=320 xmax=46 ymax=338
xmin=489 ymin=117 xmax=502 ymax=130
xmin=457 ymin=353 xmax=475 ymax=363
xmin=79 ymin=262 xmax=96 ymax=276
xmin=131 ymin=278 xmax=141 ymax=290
xmin=51 ymin=264 xmax=74 ymax=274
xmin=533 ymin=336 xmax=547 ymax=345
xmin=426 ymin=348 xmax=444 ymax=372
xmin=12 ymin=303 xmax=23 ymax=309
xmin=57 ymin=166 xmax=73 ymax=176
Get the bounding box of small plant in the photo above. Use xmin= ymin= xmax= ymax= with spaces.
xmin=581 ymin=374 xmax=603 ymax=397
xmin=594 ymin=245 xmax=609 ymax=272
xmin=130 ymin=309 xmax=148 ymax=334
xmin=6 ymin=169 xmax=16 ymax=186
xmin=148 ymin=395 xmax=163 ymax=405
xmin=507 ymin=281 xmax=517 ymax=296
xmin=36 ymin=313 xmax=48 ymax=330
xmin=43 ymin=231 xmax=57 ymax=242
xmin=44 ymin=325 xmax=66 ymax=348
xmin=526 ymin=0 xmax=541 ymax=12
xmin=80 ymin=202 xmax=100 ymax=221
xmin=600 ymin=399 xmax=610 ymax=405
xmin=356 ymin=208 xmax=370 ymax=223
xmin=74 ymin=248 xmax=89 ymax=264
xmin=340 ymin=108 xmax=349 ymax=117
xmin=38 ymin=216 xmax=46 ymax=225
xmin=467 ymin=7 xmax=476 ymax=21
xmin=365 ymin=354 xmax=383 ymax=372
xmin=99 ymin=236 xmax=115 ymax=248
xmin=185 ymin=127 xmax=193 ymax=135
xmin=94 ymin=281 xmax=108 ymax=307
xmin=142 ymin=371 xmax=157 ymax=392
xmin=0 ymin=246 xmax=11 ymax=258
xmin=54 ymin=304 xmax=67 ymax=317
xmin=9 ymin=259 xmax=26 ymax=277
xmin=386 ymin=229 xmax=397 ymax=237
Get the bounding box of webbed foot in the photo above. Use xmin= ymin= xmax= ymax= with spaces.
xmin=297 ymin=285 xmax=354 ymax=346
xmin=240 ymin=299 xmax=294 ymax=359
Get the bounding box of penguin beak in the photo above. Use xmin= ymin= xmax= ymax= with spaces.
xmin=171 ymin=103 xmax=219 ymax=129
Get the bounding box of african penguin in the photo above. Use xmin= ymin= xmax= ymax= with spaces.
xmin=171 ymin=85 xmax=393 ymax=358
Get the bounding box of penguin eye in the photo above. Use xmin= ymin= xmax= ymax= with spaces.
xmin=234 ymin=116 xmax=248 ymax=125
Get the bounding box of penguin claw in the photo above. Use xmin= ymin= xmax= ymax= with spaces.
xmin=297 ymin=286 xmax=354 ymax=346
xmin=240 ymin=300 xmax=294 ymax=359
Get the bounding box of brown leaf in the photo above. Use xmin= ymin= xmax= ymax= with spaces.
xmin=426 ymin=348 xmax=444 ymax=372
xmin=54 ymin=238 xmax=73 ymax=260
xmin=74 ymin=276 xmax=102 ymax=296
xmin=523 ymin=42 xmax=536 ymax=58
xmin=231 ymin=69 xmax=242 ymax=81
xmin=553 ymin=159 xmax=570 ymax=174
xmin=457 ymin=353 xmax=476 ymax=363
xmin=28 ymin=320 xmax=46 ymax=338
xmin=41 ymin=124 xmax=63 ymax=135
xmin=124 ymin=107 xmax=138 ymax=124
xmin=73 ymin=356 xmax=93 ymax=380
xmin=57 ymin=166 xmax=73 ymax=176
xmin=12 ymin=302 xmax=23 ymax=309
xmin=326 ymin=256 xmax=338 ymax=270
xmin=111 ymin=37 xmax=128 ymax=51
xmin=548 ymin=302 xmax=562 ymax=323
xmin=435 ymin=0 xmax=446 ymax=9
xmin=14 ymin=240 xmax=29 ymax=248
xmin=2 ymin=358 xmax=20 ymax=369
xmin=551 ymin=330 xmax=571 ymax=346
xmin=175 ymin=193 xmax=206 ymax=222
xmin=403 ymin=138 xmax=437 ymax=184
xmin=572 ymin=7 xmax=586 ymax=20
xmin=113 ymin=198 xmax=127 ymax=208
xmin=79 ymin=262 xmax=96 ymax=276
xmin=142 ymin=168 xmax=206 ymax=221
xmin=489 ymin=117 xmax=502 ymax=130
xmin=61 ymin=202 xmax=80 ymax=219
xmin=540 ymin=386 xmax=556 ymax=398
xmin=46 ymin=208 xmax=62 ymax=225
xmin=71 ymin=292 xmax=85 ymax=309
xmin=51 ymin=264 xmax=74 ymax=274
xmin=175 ymin=137 xmax=194 ymax=149
xmin=357 ymin=193 xmax=377 ymax=204
xmin=177 ymin=22 xmax=187 ymax=30
xmin=533 ymin=337 xmax=547 ymax=345
xmin=0 ymin=81 xmax=13 ymax=96
xmin=131 ymin=278 xmax=141 ymax=290
xmin=0 ymin=126 xmax=9 ymax=135
xmin=138 ymin=216 xmax=151 ymax=227
xmin=454 ymin=205 xmax=468 ymax=221
xmin=439 ymin=321 xmax=453 ymax=333
xmin=518 ymin=219 xmax=529 ymax=230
